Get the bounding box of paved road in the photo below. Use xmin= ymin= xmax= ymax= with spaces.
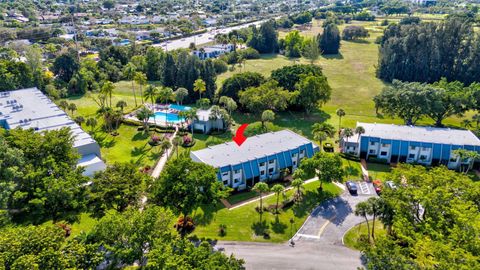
xmin=153 ymin=19 xmax=269 ymax=50
xmin=217 ymin=182 xmax=376 ymax=270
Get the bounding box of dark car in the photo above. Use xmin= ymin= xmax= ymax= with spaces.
xmin=372 ymin=180 xmax=382 ymax=194
xmin=346 ymin=181 xmax=358 ymax=195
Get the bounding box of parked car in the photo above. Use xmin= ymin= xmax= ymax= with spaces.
xmin=372 ymin=180 xmax=382 ymax=194
xmin=385 ymin=181 xmax=397 ymax=190
xmin=346 ymin=181 xmax=358 ymax=195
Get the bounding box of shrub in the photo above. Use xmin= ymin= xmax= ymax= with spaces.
xmin=239 ymin=48 xmax=260 ymax=59
xmin=213 ymin=59 xmax=228 ymax=74
xmin=218 ymin=224 xmax=227 ymax=237
xmin=174 ymin=216 xmax=195 ymax=234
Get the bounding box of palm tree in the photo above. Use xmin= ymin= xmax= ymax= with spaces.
xmin=193 ymin=78 xmax=206 ymax=99
xmin=367 ymin=197 xmax=382 ymax=240
xmin=116 ymin=100 xmax=127 ymax=113
xmin=67 ymin=103 xmax=77 ymax=115
xmin=134 ymin=72 xmax=147 ymax=104
xmin=272 ymin=184 xmax=284 ymax=214
xmin=311 ymin=123 xmax=336 ymax=151
xmin=158 ymin=87 xmax=175 ymax=126
xmin=219 ymin=96 xmax=237 ymax=116
xmin=253 ymin=182 xmax=270 ymax=214
xmin=336 ymin=108 xmax=346 ymax=132
xmin=354 ymin=201 xmax=371 ymax=243
xmin=100 ymin=81 xmax=115 ymax=108
xmin=74 ymin=116 xmax=85 ymax=125
xmin=161 ymin=140 xmax=172 ymax=158
xmin=123 ymin=62 xmax=138 ymax=107
xmin=85 ymin=117 xmax=98 ymax=133
xmin=209 ymin=105 xmax=223 ymax=131
xmin=341 ymin=127 xmax=354 ymax=149
xmin=136 ymin=106 xmax=154 ymax=133
xmin=144 ymin=85 xmax=159 ymax=105
xmin=184 ymin=108 xmax=198 ymax=139
xmin=172 ymin=136 xmax=183 ymax=158
xmin=355 ymin=126 xmax=365 ymax=142
xmin=59 ymin=100 xmax=68 ymax=111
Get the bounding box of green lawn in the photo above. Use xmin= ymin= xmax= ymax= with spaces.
xmin=60 ymin=81 xmax=163 ymax=167
xmin=343 ymin=220 xmax=387 ymax=250
xmin=367 ymin=162 xmax=392 ymax=181
xmin=192 ymin=181 xmax=342 ymax=242
xmin=227 ymin=190 xmax=258 ymax=205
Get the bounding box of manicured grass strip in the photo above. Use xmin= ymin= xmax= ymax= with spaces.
xmin=192 ymin=181 xmax=342 ymax=243
xmin=343 ymin=220 xmax=386 ymax=250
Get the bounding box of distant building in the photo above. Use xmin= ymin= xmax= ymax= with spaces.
xmin=341 ymin=122 xmax=480 ymax=170
xmin=191 ymin=107 xmax=225 ymax=134
xmin=0 ymin=88 xmax=106 ymax=176
xmin=193 ymin=44 xmax=234 ymax=60
xmin=191 ymin=130 xmax=319 ymax=190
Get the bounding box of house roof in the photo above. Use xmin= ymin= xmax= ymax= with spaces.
xmin=0 ymin=88 xmax=97 ymax=148
xmin=191 ymin=129 xmax=316 ymax=167
xmin=357 ymin=122 xmax=480 ymax=146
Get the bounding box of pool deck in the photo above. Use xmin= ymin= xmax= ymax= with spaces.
xmin=125 ymin=103 xmax=189 ymax=128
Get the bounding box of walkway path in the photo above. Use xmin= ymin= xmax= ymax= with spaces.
xmin=360 ymin=159 xmax=369 ymax=181
xmin=151 ymin=126 xmax=178 ymax=178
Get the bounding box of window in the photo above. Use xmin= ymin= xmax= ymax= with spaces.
xmin=260 ymin=170 xmax=265 ymax=175
xmin=259 ymin=162 xmax=266 ymax=167
xmin=369 ymin=150 xmax=376 ymax=154
xmin=449 ymin=157 xmax=457 ymax=162
xmin=300 ymin=150 xmax=305 ymax=155
xmin=234 ymin=178 xmax=239 ymax=184
xmin=222 ymin=172 xmax=229 ymax=177
xmin=410 ymin=146 xmax=416 ymax=150
xmin=422 ymin=147 xmax=429 ymax=151
xmin=291 ymin=153 xmax=297 ymax=158
xmin=269 ymin=160 xmax=275 ymax=164
xmin=234 ymin=169 xmax=240 ymax=174
xmin=268 ymin=168 xmax=274 ymax=173
xmin=223 ymin=180 xmax=228 ymax=185
xmin=370 ymin=142 xmax=376 ymax=146
xmin=380 ymin=151 xmax=388 ymax=156
xmin=293 ymin=161 xmax=297 ymax=166
xmin=381 ymin=143 xmax=389 ymax=148
xmin=408 ymin=154 xmax=415 ymax=159
xmin=419 ymin=155 xmax=427 ymax=160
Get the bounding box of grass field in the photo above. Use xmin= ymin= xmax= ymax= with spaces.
xmin=193 ymin=181 xmax=341 ymax=242
xmin=60 ymin=81 xmax=162 ymax=167
xmin=343 ymin=220 xmax=387 ymax=250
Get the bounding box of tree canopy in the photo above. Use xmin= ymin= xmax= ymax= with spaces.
xmin=239 ymin=80 xmax=297 ymax=114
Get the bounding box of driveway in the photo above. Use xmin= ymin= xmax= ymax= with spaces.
xmin=217 ymin=182 xmax=376 ymax=270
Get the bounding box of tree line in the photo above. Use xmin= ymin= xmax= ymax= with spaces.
xmin=377 ymin=15 xmax=480 ymax=85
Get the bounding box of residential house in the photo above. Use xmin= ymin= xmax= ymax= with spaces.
xmin=193 ymin=44 xmax=234 ymax=60
xmin=191 ymin=107 xmax=224 ymax=134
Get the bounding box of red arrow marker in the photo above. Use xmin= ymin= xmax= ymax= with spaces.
xmin=233 ymin=123 xmax=249 ymax=146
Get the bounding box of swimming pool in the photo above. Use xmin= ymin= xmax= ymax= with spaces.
xmin=169 ymin=104 xmax=191 ymax=111
xmin=152 ymin=112 xmax=183 ymax=123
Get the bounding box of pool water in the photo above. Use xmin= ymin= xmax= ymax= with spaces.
xmin=152 ymin=112 xmax=183 ymax=123
xmin=169 ymin=104 xmax=191 ymax=111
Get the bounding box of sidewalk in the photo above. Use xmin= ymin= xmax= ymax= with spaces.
xmin=225 ymin=177 xmax=319 ymax=210
xmin=151 ymin=126 xmax=178 ymax=178
xmin=360 ymin=159 xmax=369 ymax=182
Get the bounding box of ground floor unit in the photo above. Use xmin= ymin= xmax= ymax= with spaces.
xmin=342 ymin=122 xmax=480 ymax=170
xmin=191 ymin=130 xmax=319 ymax=190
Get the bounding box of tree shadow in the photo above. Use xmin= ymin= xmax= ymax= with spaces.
xmin=131 ymin=143 xmax=150 ymax=157
xmin=93 ymin=133 xmax=116 ymax=148
xmin=132 ymin=131 xmax=149 ymax=141
xmin=292 ymin=189 xmax=338 ymax=218
xmin=192 ymin=203 xmax=224 ymax=226
xmin=312 ymin=196 xmax=353 ymax=226
xmin=251 ymin=219 xmax=269 ymax=237
xmin=322 ymin=53 xmax=344 ymax=60
xmin=345 ymin=166 xmax=361 ymax=179
xmin=346 ymin=39 xmax=370 ymax=44
xmin=271 ymin=216 xmax=287 ymax=234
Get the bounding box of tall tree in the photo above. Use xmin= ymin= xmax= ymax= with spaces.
xmin=302 ymin=37 xmax=320 ymax=64
xmin=134 ymin=72 xmax=147 ymax=104
xmin=149 ymin=157 xmax=229 ymax=236
xmin=253 ymin=182 xmax=270 ymax=213
xmin=162 ymin=53 xmax=177 ymax=88
xmin=300 ymin=152 xmax=344 ymax=190
xmin=312 ymin=122 xmax=336 ymax=150
xmin=318 ymin=24 xmax=341 ymax=54
xmin=261 ymin=110 xmax=275 ymax=131
xmin=193 ymin=78 xmax=206 ymax=100
xmin=124 ymin=63 xmax=138 ymax=107
xmin=295 ymin=75 xmax=331 ymax=114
